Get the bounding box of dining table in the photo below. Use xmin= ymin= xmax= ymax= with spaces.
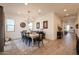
xmin=28 ymin=32 xmax=39 ymax=46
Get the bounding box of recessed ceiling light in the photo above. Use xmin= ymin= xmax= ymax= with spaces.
xmin=66 ymin=14 xmax=69 ymax=16
xmin=38 ymin=9 xmax=41 ymax=13
xmin=64 ymin=9 xmax=67 ymax=11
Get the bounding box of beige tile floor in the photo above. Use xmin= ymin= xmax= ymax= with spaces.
xmin=0 ymin=33 xmax=77 ymax=55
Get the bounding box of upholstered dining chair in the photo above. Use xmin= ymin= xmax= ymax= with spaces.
xmin=25 ymin=32 xmax=32 ymax=46
xmin=36 ymin=34 xmax=44 ymax=48
xmin=21 ymin=31 xmax=26 ymax=42
xmin=21 ymin=31 xmax=32 ymax=46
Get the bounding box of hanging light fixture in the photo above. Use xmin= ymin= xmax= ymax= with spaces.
xmin=27 ymin=10 xmax=31 ymax=24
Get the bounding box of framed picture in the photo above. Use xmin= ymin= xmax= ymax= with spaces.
xmin=36 ymin=22 xmax=40 ymax=29
xmin=43 ymin=21 xmax=48 ymax=29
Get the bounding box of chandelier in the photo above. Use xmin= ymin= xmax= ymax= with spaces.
xmin=27 ymin=10 xmax=31 ymax=24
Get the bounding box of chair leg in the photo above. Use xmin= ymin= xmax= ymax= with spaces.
xmin=25 ymin=39 xmax=28 ymax=45
xmin=28 ymin=39 xmax=32 ymax=46
xmin=38 ymin=41 xmax=40 ymax=48
xmin=28 ymin=41 xmax=31 ymax=46
xmin=34 ymin=40 xmax=36 ymax=45
xmin=42 ymin=40 xmax=44 ymax=46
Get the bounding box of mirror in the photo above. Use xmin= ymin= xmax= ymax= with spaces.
xmin=20 ymin=22 xmax=26 ymax=28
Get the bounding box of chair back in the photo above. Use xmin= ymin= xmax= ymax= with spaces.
xmin=39 ymin=34 xmax=43 ymax=41
xmin=25 ymin=32 xmax=29 ymax=37
xmin=21 ymin=30 xmax=28 ymax=38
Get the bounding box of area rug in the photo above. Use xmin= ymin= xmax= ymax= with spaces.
xmin=13 ymin=39 xmax=48 ymax=54
xmin=4 ymin=39 xmax=48 ymax=54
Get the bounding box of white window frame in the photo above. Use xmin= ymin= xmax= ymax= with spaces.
xmin=6 ymin=19 xmax=15 ymax=32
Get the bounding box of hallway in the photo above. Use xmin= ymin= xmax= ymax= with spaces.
xmin=0 ymin=33 xmax=76 ymax=55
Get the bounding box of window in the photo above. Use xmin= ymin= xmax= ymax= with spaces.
xmin=6 ymin=19 xmax=15 ymax=32
xmin=28 ymin=22 xmax=33 ymax=30
xmin=66 ymin=25 xmax=70 ymax=31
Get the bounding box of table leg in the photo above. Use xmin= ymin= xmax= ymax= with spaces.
xmin=31 ymin=38 xmax=34 ymax=47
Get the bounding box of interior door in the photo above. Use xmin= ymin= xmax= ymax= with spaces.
xmin=0 ymin=6 xmax=5 ymax=52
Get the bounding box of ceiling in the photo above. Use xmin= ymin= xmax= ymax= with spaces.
xmin=0 ymin=3 xmax=79 ymax=19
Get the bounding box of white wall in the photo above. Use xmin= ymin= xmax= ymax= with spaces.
xmin=33 ymin=12 xmax=61 ymax=40
xmin=5 ymin=13 xmax=28 ymax=40
xmin=53 ymin=14 xmax=62 ymax=39
xmin=77 ymin=13 xmax=79 ymax=24
xmin=33 ymin=13 xmax=54 ymax=40
xmin=5 ymin=12 xmax=61 ymax=40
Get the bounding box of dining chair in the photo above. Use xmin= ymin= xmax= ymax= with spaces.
xmin=36 ymin=34 xmax=44 ymax=48
xmin=21 ymin=31 xmax=26 ymax=42
xmin=25 ymin=33 xmax=32 ymax=46
xmin=21 ymin=31 xmax=31 ymax=46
